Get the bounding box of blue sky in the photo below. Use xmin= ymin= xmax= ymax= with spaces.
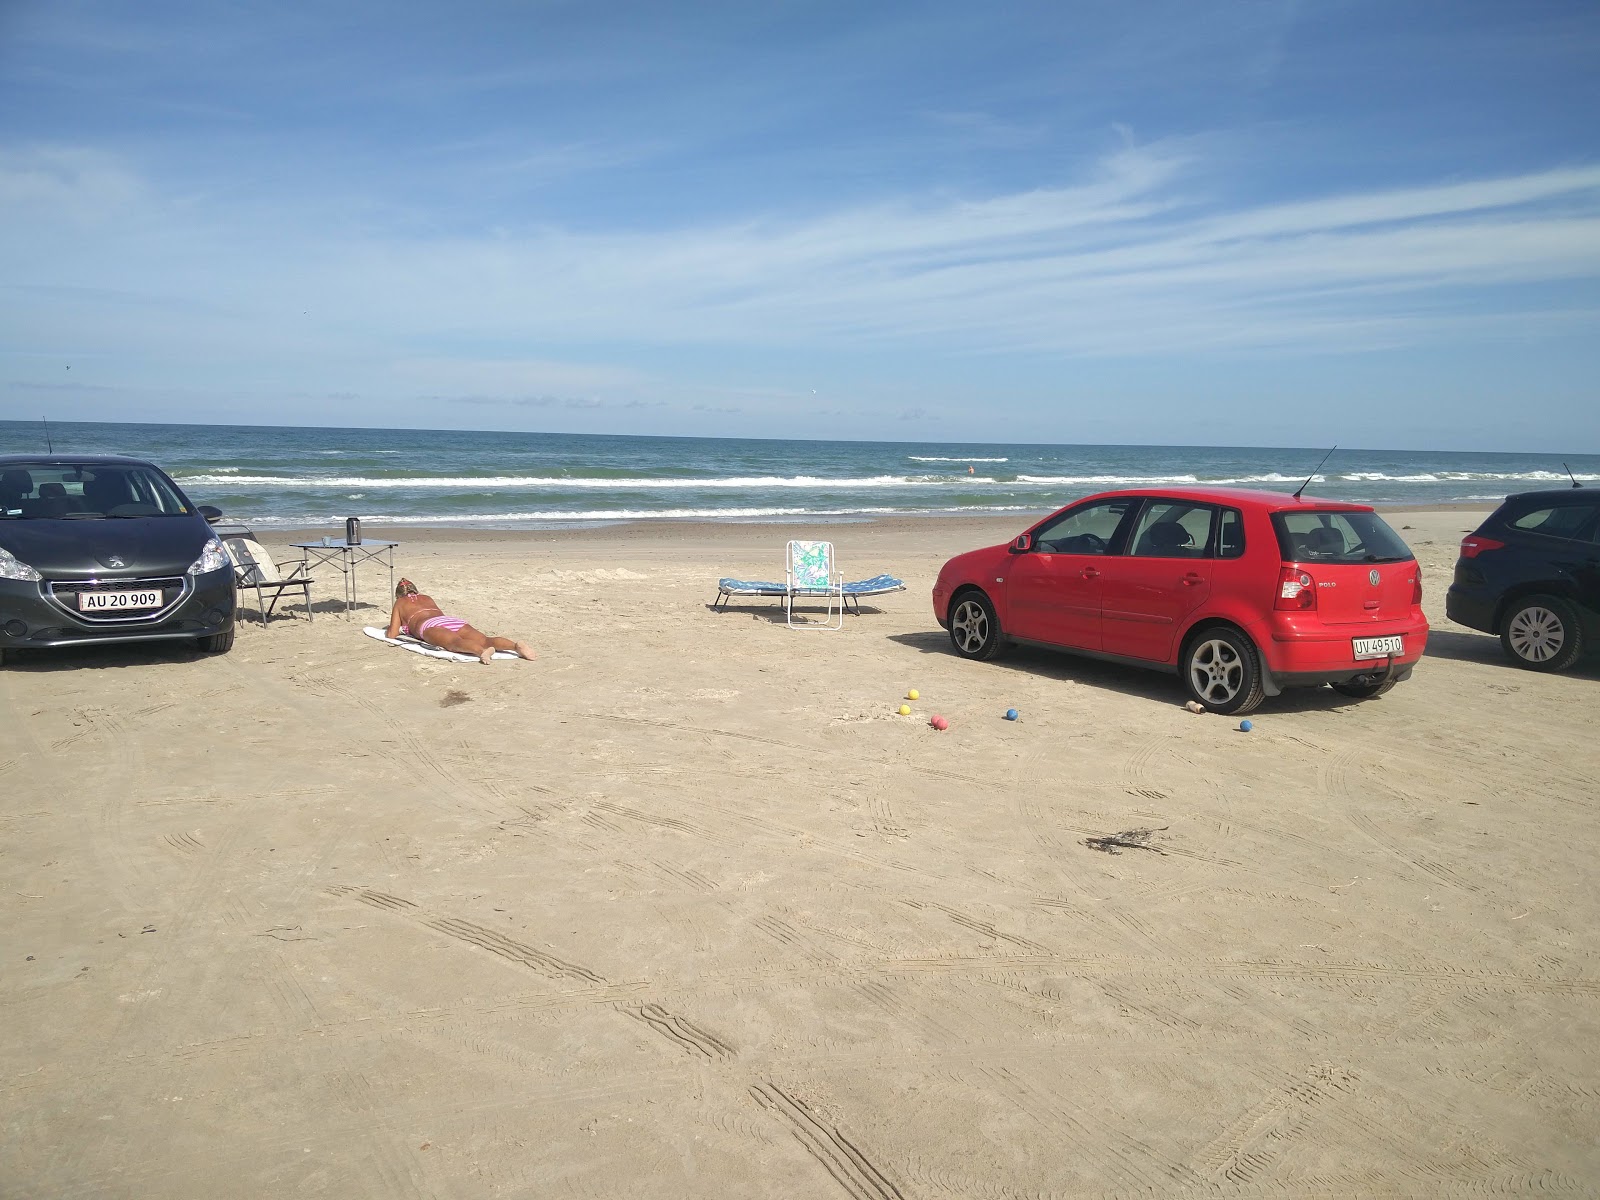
xmin=1 ymin=1 xmax=1597 ymax=450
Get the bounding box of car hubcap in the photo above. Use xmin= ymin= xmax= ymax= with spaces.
xmin=1508 ymin=606 xmax=1563 ymax=662
xmin=952 ymin=601 xmax=988 ymax=653
xmin=1189 ymin=638 xmax=1243 ymax=704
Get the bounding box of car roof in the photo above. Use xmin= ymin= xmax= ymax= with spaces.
xmin=1084 ymin=485 xmax=1373 ymax=512
xmin=1500 ymin=487 xmax=1592 ymax=505
xmin=0 ymin=453 xmax=156 ymax=468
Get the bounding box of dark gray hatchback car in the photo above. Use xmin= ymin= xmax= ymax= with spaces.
xmin=0 ymin=455 xmax=235 ymax=665
xmin=1446 ymin=487 xmax=1599 ymax=671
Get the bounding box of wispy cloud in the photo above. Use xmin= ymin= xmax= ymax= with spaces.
xmin=2 ymin=141 xmax=1598 ymax=408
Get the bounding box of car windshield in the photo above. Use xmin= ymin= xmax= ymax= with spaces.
xmin=1271 ymin=509 xmax=1413 ymax=564
xmin=0 ymin=463 xmax=191 ymax=520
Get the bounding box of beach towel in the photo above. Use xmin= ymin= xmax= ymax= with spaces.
xmin=362 ymin=626 xmax=521 ymax=662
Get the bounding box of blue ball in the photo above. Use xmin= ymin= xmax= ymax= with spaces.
xmin=1004 ymin=708 xmax=1019 ymax=721
xmin=1239 ymin=719 xmax=1253 ymax=732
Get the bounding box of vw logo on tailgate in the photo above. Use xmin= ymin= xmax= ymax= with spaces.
xmin=1369 ymin=568 xmax=1380 ymax=586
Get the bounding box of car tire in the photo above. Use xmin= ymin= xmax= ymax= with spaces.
xmin=1329 ymin=678 xmax=1397 ymax=700
xmin=198 ymin=624 xmax=235 ymax=655
xmin=0 ymin=648 xmax=11 ymax=668
xmin=947 ymin=591 xmax=1006 ymax=661
xmin=1500 ymin=595 xmax=1583 ymax=672
xmin=1182 ymin=626 xmax=1265 ymax=715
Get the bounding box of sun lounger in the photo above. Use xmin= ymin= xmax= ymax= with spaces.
xmin=713 ymin=571 xmax=906 ymax=615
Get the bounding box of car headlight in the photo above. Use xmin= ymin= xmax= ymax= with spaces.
xmin=0 ymin=543 xmax=42 ymax=582
xmin=187 ymin=537 xmax=229 ymax=576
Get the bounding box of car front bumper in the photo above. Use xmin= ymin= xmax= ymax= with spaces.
xmin=0 ymin=569 xmax=235 ymax=650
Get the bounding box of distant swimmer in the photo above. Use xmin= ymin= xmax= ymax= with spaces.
xmin=968 ymin=465 xmax=974 ymax=475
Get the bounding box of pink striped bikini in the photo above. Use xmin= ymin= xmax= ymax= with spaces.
xmin=404 ymin=614 xmax=467 ymax=638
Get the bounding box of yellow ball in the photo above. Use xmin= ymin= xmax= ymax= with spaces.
xmin=907 ymin=689 xmax=919 ymax=701
xmin=898 ymin=704 xmax=911 ymax=716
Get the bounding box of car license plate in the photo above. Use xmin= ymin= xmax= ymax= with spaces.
xmin=1352 ymin=635 xmax=1403 ymax=659
xmin=79 ymin=589 xmax=164 ymax=612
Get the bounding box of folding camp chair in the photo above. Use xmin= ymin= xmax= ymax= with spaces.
xmin=220 ymin=529 xmax=314 ymax=624
xmin=784 ymin=540 xmax=844 ymax=629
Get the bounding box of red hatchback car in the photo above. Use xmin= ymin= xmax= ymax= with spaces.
xmin=932 ymin=487 xmax=1428 ymax=714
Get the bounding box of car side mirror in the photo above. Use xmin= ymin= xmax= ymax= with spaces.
xmin=1010 ymin=533 xmax=1032 ymax=554
xmin=197 ymin=505 xmax=223 ymax=524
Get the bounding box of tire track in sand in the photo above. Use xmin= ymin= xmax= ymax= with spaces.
xmin=748 ymin=1082 xmax=908 ymax=1200
xmin=1323 ymin=748 xmax=1488 ymax=898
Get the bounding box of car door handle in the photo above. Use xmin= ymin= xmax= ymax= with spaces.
xmin=1181 ymin=573 xmax=1204 ymax=586
xmin=1081 ymin=567 xmax=1100 ymax=580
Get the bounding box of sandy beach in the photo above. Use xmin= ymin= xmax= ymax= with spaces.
xmin=3 ymin=507 xmax=1598 ymax=1198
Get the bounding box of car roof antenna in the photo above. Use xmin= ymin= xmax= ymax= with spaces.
xmin=42 ymin=415 xmax=53 ymax=453
xmin=1292 ymin=445 xmax=1337 ymax=501
xmin=1563 ymin=462 xmax=1582 ymax=488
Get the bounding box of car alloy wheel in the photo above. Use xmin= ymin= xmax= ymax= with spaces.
xmin=951 ymin=601 xmax=987 ymax=652
xmin=1189 ymin=637 xmax=1244 ymax=704
xmin=1182 ymin=626 xmax=1265 ymax=715
xmin=948 ymin=592 xmax=1004 ymax=661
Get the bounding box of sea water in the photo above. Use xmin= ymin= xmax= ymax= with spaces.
xmin=2 ymin=420 xmax=1594 ymax=530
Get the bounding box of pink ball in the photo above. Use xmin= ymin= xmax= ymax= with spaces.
xmin=930 ymin=714 xmax=949 ymax=730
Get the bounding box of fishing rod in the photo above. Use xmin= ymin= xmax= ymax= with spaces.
xmin=42 ymin=416 xmax=53 ymax=453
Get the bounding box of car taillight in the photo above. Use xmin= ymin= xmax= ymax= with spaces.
xmin=1276 ymin=565 xmax=1316 ymax=610
xmin=1459 ymin=535 xmax=1504 ymax=559
xmin=1412 ymin=572 xmax=1422 ymax=605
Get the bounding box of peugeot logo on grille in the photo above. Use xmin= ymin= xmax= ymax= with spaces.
xmin=108 ymin=556 xmax=126 ymax=569
xmin=1369 ymin=568 xmax=1380 ymax=586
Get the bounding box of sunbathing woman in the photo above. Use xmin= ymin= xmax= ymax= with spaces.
xmin=386 ymin=578 xmax=536 ymax=664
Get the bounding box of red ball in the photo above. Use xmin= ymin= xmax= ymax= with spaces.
xmin=930 ymin=714 xmax=949 ymax=730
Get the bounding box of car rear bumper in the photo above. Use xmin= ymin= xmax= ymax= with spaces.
xmin=1253 ymin=613 xmax=1428 ymax=685
xmin=0 ymin=571 xmax=234 ymax=650
xmin=1445 ymin=585 xmax=1496 ymax=633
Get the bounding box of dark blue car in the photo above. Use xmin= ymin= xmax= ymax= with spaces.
xmin=0 ymin=455 xmax=235 ymax=665
xmin=1446 ymin=488 xmax=1600 ymax=671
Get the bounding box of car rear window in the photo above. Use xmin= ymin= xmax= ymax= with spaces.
xmin=0 ymin=463 xmax=191 ymax=520
xmin=1271 ymin=509 xmax=1413 ymax=564
xmin=1506 ymin=503 xmax=1598 ymax=541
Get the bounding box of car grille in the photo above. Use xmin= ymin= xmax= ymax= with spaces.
xmin=47 ymin=576 xmax=190 ymax=624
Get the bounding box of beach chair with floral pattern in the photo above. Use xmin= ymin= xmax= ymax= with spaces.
xmin=714 ymin=541 xmax=906 ymax=621
xmin=783 ymin=539 xmax=844 ymax=629
xmin=715 ymin=556 xmax=905 ymax=621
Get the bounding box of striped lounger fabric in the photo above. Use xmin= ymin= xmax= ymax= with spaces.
xmin=714 ymin=574 xmax=906 ymax=614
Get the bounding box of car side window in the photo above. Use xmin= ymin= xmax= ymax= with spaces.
xmin=1510 ymin=504 xmax=1599 ymax=542
xmin=1217 ymin=508 xmax=1245 ymax=558
xmin=1129 ymin=501 xmax=1215 ymax=558
xmin=1032 ymin=499 xmax=1133 ymax=555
